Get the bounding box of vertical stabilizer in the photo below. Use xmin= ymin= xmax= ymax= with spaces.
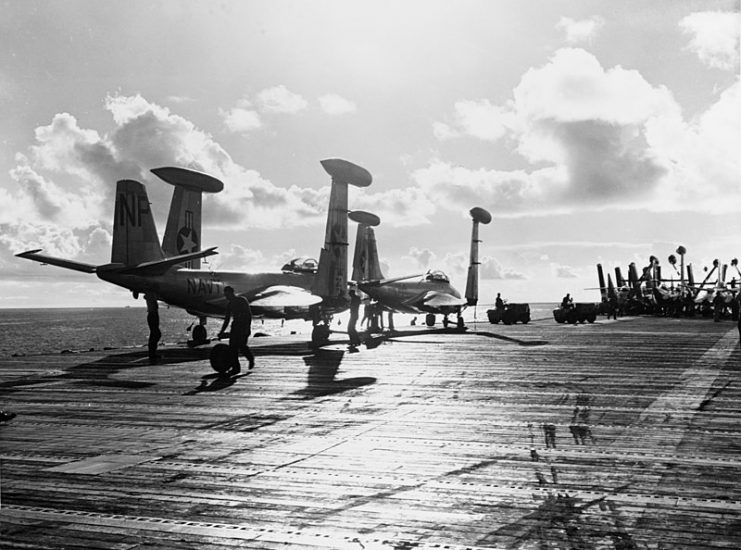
xmin=597 ymin=264 xmax=607 ymax=301
xmin=312 ymin=159 xmax=372 ymax=302
xmin=349 ymin=211 xmax=384 ymax=282
xmin=465 ymin=207 xmax=492 ymax=306
xmin=111 ymin=180 xmax=165 ymax=266
xmin=151 ymin=167 xmax=224 ymax=268
xmin=615 ymin=267 xmax=626 ymax=287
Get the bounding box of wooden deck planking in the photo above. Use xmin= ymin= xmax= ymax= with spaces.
xmin=1 ymin=315 xmax=740 ymax=548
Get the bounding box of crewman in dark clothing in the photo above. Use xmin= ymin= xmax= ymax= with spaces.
xmin=495 ymin=293 xmax=504 ymax=310
xmin=348 ymin=289 xmax=361 ymax=350
xmin=219 ymin=286 xmax=255 ymax=375
xmin=561 ymin=293 xmax=573 ymax=310
xmin=144 ymin=292 xmax=161 ymax=364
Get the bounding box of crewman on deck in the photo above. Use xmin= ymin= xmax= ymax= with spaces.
xmin=561 ymin=293 xmax=574 ymax=310
xmin=347 ymin=288 xmax=362 ymax=350
xmin=144 ymin=292 xmax=161 ymax=365
xmin=495 ymin=293 xmax=505 ymax=310
xmin=219 ymin=286 xmax=255 ymax=375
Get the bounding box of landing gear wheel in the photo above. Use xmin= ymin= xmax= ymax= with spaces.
xmin=442 ymin=316 xmax=449 ymax=328
xmin=193 ymin=324 xmax=207 ymax=343
xmin=209 ymin=343 xmax=232 ymax=373
xmin=425 ymin=313 xmax=436 ymax=327
xmin=311 ymin=324 xmax=331 ymax=347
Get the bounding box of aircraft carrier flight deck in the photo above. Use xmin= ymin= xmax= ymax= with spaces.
xmin=1 ymin=314 xmax=739 ymax=549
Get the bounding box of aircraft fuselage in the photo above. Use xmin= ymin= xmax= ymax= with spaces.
xmin=360 ymin=279 xmax=462 ymax=315
xmin=97 ymin=268 xmax=317 ymax=319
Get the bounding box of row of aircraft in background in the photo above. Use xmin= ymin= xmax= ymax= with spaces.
xmin=596 ymin=245 xmax=741 ymax=318
xmin=17 ymin=159 xmax=492 ymax=347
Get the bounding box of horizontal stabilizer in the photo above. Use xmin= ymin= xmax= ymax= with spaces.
xmin=251 ymin=286 xmax=323 ymax=308
xmin=151 ymin=167 xmax=224 ymax=193
xmin=16 ymin=249 xmax=98 ymax=273
xmin=421 ymin=291 xmax=467 ymax=309
xmin=118 ymin=247 xmax=218 ymax=276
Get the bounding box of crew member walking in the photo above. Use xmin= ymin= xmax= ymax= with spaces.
xmin=348 ymin=288 xmax=362 ymax=350
xmin=144 ymin=292 xmax=161 ymax=365
xmin=219 ymin=286 xmax=255 ymax=375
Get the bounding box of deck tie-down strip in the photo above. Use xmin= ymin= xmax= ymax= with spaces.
xmin=0 ymin=504 xmax=502 ymax=549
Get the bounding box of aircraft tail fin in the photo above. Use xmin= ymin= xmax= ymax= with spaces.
xmin=349 ymin=211 xmax=384 ymax=282
xmin=597 ymin=264 xmax=607 ymax=301
xmin=464 ymin=207 xmax=492 ymax=306
xmin=312 ymin=159 xmax=372 ymax=304
xmin=615 ymin=267 xmax=626 ymax=287
xmin=111 ymin=180 xmax=165 ymax=266
xmin=152 ymin=167 xmax=224 ymax=268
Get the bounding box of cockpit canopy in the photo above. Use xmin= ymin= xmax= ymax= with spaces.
xmin=424 ymin=270 xmax=449 ymax=283
xmin=281 ymin=257 xmax=318 ymax=274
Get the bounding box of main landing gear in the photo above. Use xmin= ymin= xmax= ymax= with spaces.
xmin=426 ymin=313 xmax=465 ymax=329
xmin=311 ymin=323 xmax=331 ymax=347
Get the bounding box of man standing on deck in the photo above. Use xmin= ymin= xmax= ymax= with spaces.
xmin=144 ymin=292 xmax=161 ymax=365
xmin=219 ymin=286 xmax=255 ymax=375
xmin=347 ymin=288 xmax=361 ymax=351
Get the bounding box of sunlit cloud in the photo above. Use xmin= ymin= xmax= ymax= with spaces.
xmin=220 ymin=98 xmax=263 ymax=133
xmin=257 ymin=85 xmax=309 ymax=114
xmin=680 ymin=11 xmax=740 ymax=71
xmin=556 ymin=16 xmax=605 ymax=44
xmin=318 ymin=94 xmax=357 ymax=115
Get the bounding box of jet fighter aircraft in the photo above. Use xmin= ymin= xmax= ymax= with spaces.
xmin=349 ymin=207 xmax=492 ymax=328
xmin=17 ymin=158 xmax=372 ymax=346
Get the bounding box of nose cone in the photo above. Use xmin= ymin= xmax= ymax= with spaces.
xmin=470 ymin=207 xmax=492 ymax=224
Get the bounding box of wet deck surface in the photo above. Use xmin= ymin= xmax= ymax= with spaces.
xmin=1 ymin=314 xmax=740 ymax=549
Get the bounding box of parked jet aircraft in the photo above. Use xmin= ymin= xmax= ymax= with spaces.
xmin=17 ymin=159 xmax=372 ymax=346
xmin=349 ymin=207 xmax=492 ymax=328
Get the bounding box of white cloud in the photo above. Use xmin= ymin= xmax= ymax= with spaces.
xmin=680 ymin=11 xmax=740 ymax=71
xmin=318 ymin=94 xmax=357 ymax=115
xmin=427 ymin=47 xmax=741 ymax=214
xmin=257 ymin=85 xmax=308 ymax=114
xmin=405 ymin=247 xmax=437 ymax=268
xmin=480 ymin=257 xmax=527 ymax=280
xmin=551 ymin=262 xmax=578 ymax=278
xmin=556 ymin=16 xmax=605 ymax=44
xmin=353 ymin=185 xmax=437 ymax=226
xmin=2 ymin=93 xmax=336 ymax=275
xmin=434 ymin=99 xmax=511 ymax=142
xmin=221 ymin=106 xmax=263 ymax=133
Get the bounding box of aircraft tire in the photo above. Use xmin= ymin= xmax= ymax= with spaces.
xmin=311 ymin=325 xmax=330 ymax=347
xmin=425 ymin=313 xmax=436 ymax=327
xmin=209 ymin=344 xmax=232 ymax=373
xmin=193 ymin=324 xmax=207 ymax=343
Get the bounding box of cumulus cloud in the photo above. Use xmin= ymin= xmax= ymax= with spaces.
xmin=220 ymin=98 xmax=263 ymax=134
xmin=551 ymin=262 xmax=578 ymax=278
xmin=429 ymin=47 xmax=740 ymax=215
xmin=257 ymin=85 xmax=308 ymax=114
xmin=2 ymin=93 xmax=334 ymax=275
xmin=480 ymin=257 xmax=527 ymax=280
xmin=433 ymin=99 xmax=511 ymax=142
xmin=680 ymin=11 xmax=740 ymax=71
xmin=318 ymin=94 xmax=357 ymax=115
xmin=405 ymin=247 xmax=437 ymax=269
xmin=556 ymin=16 xmax=605 ymax=44
xmin=353 ymin=186 xmax=437 ymax=226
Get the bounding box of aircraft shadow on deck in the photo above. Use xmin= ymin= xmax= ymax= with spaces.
xmin=360 ymin=326 xmax=549 ymax=347
xmin=287 ymin=348 xmax=377 ymax=400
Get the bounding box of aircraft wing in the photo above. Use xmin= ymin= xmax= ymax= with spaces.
xmin=116 ymin=247 xmax=218 ymax=276
xmin=15 ymin=249 xmax=98 ymax=273
xmin=356 ymin=273 xmax=424 ymax=287
xmin=250 ymin=286 xmax=322 ymax=308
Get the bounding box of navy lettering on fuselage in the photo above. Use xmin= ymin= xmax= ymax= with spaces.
xmin=116 ymin=193 xmax=150 ymax=227
xmin=187 ymin=278 xmax=220 ymax=296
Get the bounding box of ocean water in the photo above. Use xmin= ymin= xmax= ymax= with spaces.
xmin=0 ymin=303 xmax=558 ymax=358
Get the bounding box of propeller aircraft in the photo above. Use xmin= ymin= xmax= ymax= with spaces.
xmin=16 ymin=158 xmax=372 ymax=347
xmin=348 ymin=206 xmax=492 ymax=328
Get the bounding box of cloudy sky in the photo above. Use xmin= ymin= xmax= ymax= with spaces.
xmin=1 ymin=0 xmax=739 ymax=308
